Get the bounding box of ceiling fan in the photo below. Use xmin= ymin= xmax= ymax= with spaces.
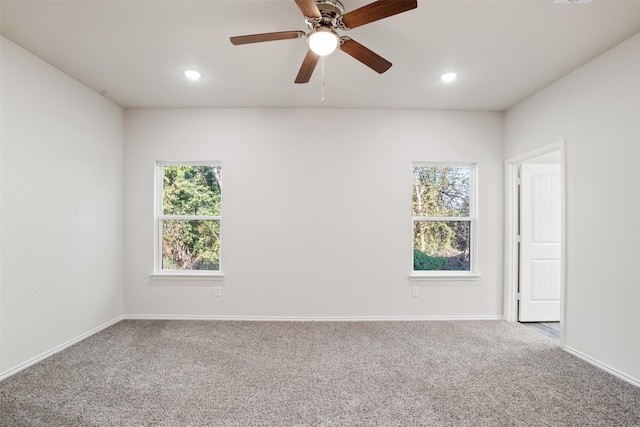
xmin=230 ymin=0 xmax=418 ymax=84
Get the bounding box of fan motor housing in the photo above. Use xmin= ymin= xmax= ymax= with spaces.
xmin=305 ymin=0 xmax=345 ymax=30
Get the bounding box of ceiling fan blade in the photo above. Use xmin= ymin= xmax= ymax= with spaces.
xmin=340 ymin=0 xmax=417 ymax=29
xmin=339 ymin=38 xmax=392 ymax=74
xmin=294 ymin=0 xmax=321 ymax=18
xmin=230 ymin=31 xmax=304 ymax=45
xmin=295 ymin=50 xmax=320 ymax=84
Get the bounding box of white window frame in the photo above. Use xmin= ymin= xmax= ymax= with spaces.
xmin=151 ymin=161 xmax=223 ymax=281
xmin=410 ymin=162 xmax=480 ymax=282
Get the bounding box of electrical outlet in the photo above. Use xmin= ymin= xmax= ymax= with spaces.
xmin=214 ymin=286 xmax=222 ymax=297
xmin=412 ymin=287 xmax=419 ymax=297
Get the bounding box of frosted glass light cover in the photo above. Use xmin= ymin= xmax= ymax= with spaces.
xmin=184 ymin=70 xmax=202 ymax=80
xmin=440 ymin=72 xmax=458 ymax=82
xmin=308 ymin=30 xmax=338 ymax=56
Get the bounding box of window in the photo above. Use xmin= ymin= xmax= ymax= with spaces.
xmin=156 ymin=162 xmax=222 ymax=273
xmin=412 ymin=163 xmax=475 ymax=273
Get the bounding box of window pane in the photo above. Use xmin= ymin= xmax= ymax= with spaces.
xmin=412 ymin=166 xmax=470 ymax=217
xmin=162 ymin=220 xmax=220 ymax=270
xmin=413 ymin=221 xmax=470 ymax=271
xmin=163 ymin=165 xmax=221 ymax=216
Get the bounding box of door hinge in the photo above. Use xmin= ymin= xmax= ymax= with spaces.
xmin=516 ymin=235 xmax=521 ymax=243
xmin=516 ymin=292 xmax=521 ymax=300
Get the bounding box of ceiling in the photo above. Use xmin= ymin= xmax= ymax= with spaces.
xmin=2 ymin=0 xmax=639 ymax=111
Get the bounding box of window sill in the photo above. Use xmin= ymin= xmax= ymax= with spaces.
xmin=409 ymin=272 xmax=481 ymax=282
xmin=150 ymin=272 xmax=224 ymax=282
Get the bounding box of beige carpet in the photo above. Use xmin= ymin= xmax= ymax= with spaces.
xmin=1 ymin=320 xmax=639 ymax=426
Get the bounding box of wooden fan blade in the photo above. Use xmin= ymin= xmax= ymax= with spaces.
xmin=339 ymin=38 xmax=392 ymax=74
xmin=230 ymin=31 xmax=304 ymax=45
xmin=340 ymin=0 xmax=417 ymax=29
xmin=295 ymin=50 xmax=320 ymax=84
xmin=294 ymin=0 xmax=321 ymax=18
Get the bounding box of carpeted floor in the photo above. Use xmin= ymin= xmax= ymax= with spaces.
xmin=1 ymin=320 xmax=639 ymax=426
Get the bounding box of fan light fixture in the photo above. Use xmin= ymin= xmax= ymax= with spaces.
xmin=308 ymin=27 xmax=339 ymax=56
xmin=440 ymin=72 xmax=458 ymax=83
xmin=229 ymin=0 xmax=419 ymax=84
xmin=184 ymin=70 xmax=202 ymax=80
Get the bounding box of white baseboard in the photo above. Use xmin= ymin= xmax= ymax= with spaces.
xmin=124 ymin=314 xmax=503 ymax=322
xmin=0 ymin=315 xmax=124 ymax=382
xmin=563 ymin=345 xmax=640 ymax=388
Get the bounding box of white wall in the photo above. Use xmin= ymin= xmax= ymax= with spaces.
xmin=124 ymin=109 xmax=504 ymax=319
xmin=505 ymin=33 xmax=640 ymax=382
xmin=0 ymin=37 xmax=124 ymax=375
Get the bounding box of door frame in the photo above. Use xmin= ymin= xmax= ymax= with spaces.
xmin=504 ymin=140 xmax=567 ymax=346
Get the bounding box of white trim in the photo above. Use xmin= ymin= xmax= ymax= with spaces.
xmin=154 ymin=161 xmax=162 ymax=273
xmin=149 ymin=272 xmax=224 ymax=281
xmin=160 ymin=215 xmax=221 ymax=221
xmin=409 ymin=273 xmax=481 ymax=282
xmin=563 ymin=345 xmax=640 ymax=388
xmin=413 ymin=161 xmax=474 ymax=168
xmin=124 ymin=315 xmax=503 ymax=322
xmin=504 ymin=142 xmax=565 ymax=165
xmin=470 ymin=162 xmax=479 ymax=276
xmin=157 ymin=160 xmax=222 ymax=167
xmin=503 ymin=140 xmax=567 ymax=347
xmin=0 ymin=316 xmax=123 ymax=382
xmin=504 ymin=160 xmax=519 ymax=322
xmin=412 ymin=216 xmax=470 ymax=222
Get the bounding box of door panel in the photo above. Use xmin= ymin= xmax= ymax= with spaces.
xmin=519 ymin=163 xmax=561 ymax=322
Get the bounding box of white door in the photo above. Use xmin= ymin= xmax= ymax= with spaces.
xmin=519 ymin=163 xmax=561 ymax=322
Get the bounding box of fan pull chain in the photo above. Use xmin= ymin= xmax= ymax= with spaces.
xmin=321 ymin=0 xmax=334 ymax=102
xmin=321 ymin=56 xmax=325 ymax=102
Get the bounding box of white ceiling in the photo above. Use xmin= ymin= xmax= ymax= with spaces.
xmin=2 ymin=0 xmax=639 ymax=111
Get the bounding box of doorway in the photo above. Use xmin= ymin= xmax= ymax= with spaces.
xmin=504 ymin=142 xmax=566 ymax=346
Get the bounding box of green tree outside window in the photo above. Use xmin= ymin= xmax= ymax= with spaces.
xmin=161 ymin=165 xmax=221 ymax=271
xmin=412 ymin=165 xmax=472 ymax=271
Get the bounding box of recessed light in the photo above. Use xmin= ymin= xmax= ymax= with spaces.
xmin=440 ymin=72 xmax=458 ymax=83
xmin=184 ymin=70 xmax=202 ymax=80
